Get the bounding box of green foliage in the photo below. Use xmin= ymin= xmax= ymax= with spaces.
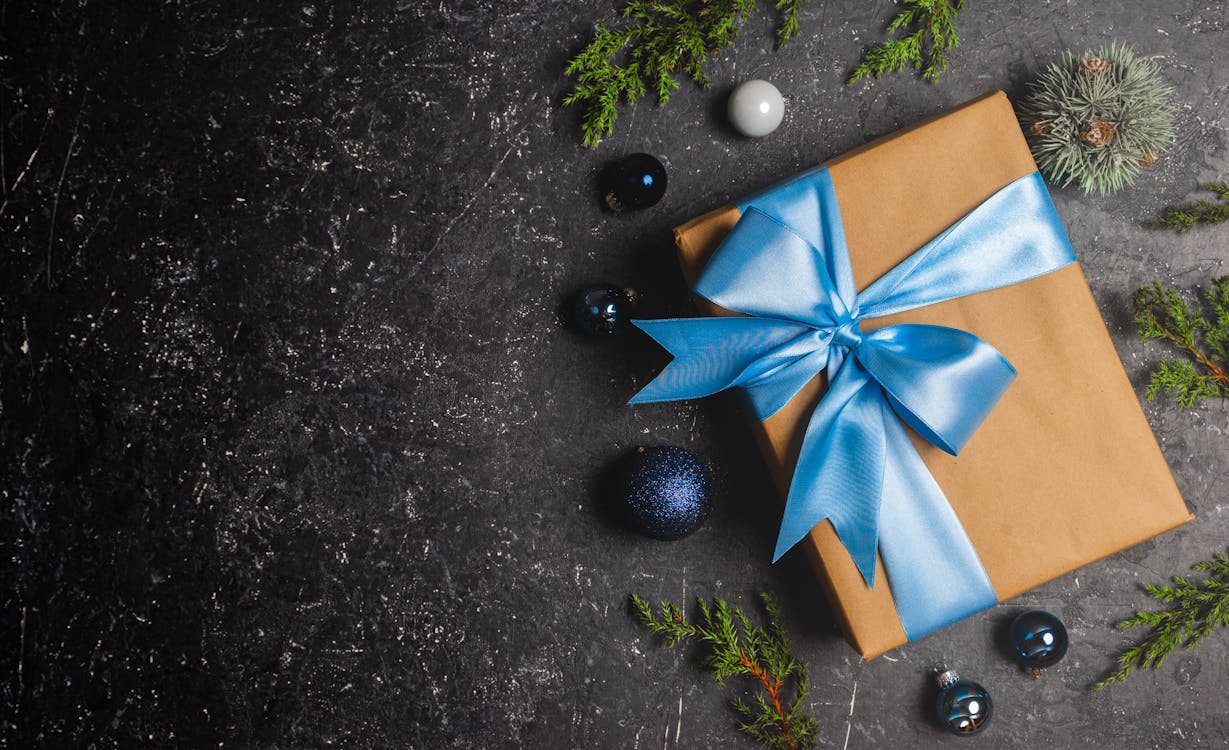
xmin=1134 ymin=277 xmax=1229 ymax=406
xmin=774 ymin=0 xmax=807 ymax=47
xmin=1151 ymin=182 xmax=1229 ymax=233
xmin=564 ymin=1 xmax=811 ymax=147
xmin=1018 ymin=42 xmax=1176 ymax=195
xmin=630 ymin=592 xmax=819 ymax=750
xmin=1095 ymin=551 xmax=1229 ymax=691
xmin=847 ymin=0 xmax=967 ymax=85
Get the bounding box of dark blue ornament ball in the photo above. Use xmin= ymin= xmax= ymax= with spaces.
xmin=1009 ymin=610 xmax=1069 ymax=671
xmin=570 ymin=284 xmax=636 ymax=336
xmin=935 ymin=671 xmax=992 ymax=736
xmin=600 ymin=153 xmax=668 ymax=212
xmin=621 ymin=446 xmax=712 ymax=540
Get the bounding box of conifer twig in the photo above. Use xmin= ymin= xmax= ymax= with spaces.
xmin=630 ymin=592 xmax=819 ymax=750
xmin=1134 ymin=277 xmax=1229 ymax=406
xmin=848 ymin=0 xmax=967 ymax=85
xmin=563 ymin=0 xmax=812 ymax=147
xmin=1151 ymin=182 xmax=1229 ymax=233
xmin=1095 ymin=551 xmax=1229 ymax=691
xmin=774 ymin=0 xmax=808 ymax=48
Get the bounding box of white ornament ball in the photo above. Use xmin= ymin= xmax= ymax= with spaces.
xmin=727 ymin=79 xmax=785 ymax=138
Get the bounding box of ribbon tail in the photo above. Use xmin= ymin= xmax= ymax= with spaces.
xmin=629 ymin=317 xmax=830 ymax=420
xmin=735 ymin=164 xmax=857 ymax=304
xmin=772 ymin=361 xmax=885 ymax=587
xmin=876 ymin=411 xmax=998 ymax=641
xmin=628 ymin=317 xmax=815 ymax=406
xmin=696 ymin=207 xmax=852 ymax=327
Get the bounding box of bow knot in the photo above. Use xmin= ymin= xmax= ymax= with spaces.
xmin=830 ymin=319 xmax=864 ymax=352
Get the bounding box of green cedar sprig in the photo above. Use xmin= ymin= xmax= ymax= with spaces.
xmin=563 ymin=1 xmax=811 ymax=147
xmin=774 ymin=0 xmax=808 ymax=47
xmin=1134 ymin=277 xmax=1229 ymax=406
xmin=847 ymin=0 xmax=967 ymax=85
xmin=630 ymin=592 xmax=819 ymax=750
xmin=1095 ymin=551 xmax=1229 ymax=691
xmin=1151 ymin=182 xmax=1229 ymax=233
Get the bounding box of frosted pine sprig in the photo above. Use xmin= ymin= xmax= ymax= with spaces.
xmin=1018 ymin=42 xmax=1176 ymax=195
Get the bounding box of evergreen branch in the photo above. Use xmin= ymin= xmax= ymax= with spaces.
xmin=774 ymin=0 xmax=807 ymax=48
xmin=1095 ymin=551 xmax=1229 ymax=691
xmin=848 ymin=0 xmax=967 ymax=85
xmin=629 ymin=592 xmax=819 ymax=750
xmin=1151 ymin=182 xmax=1229 ymax=233
xmin=1134 ymin=277 xmax=1229 ymax=406
xmin=564 ymin=0 xmax=811 ymax=147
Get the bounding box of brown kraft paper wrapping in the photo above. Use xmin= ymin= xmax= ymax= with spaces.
xmin=671 ymin=91 xmax=1193 ymax=659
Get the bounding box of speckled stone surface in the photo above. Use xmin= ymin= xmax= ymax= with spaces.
xmin=2 ymin=2 xmax=1227 ymax=748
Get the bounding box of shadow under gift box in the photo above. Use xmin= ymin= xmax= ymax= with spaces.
xmin=669 ymin=91 xmax=1193 ymax=659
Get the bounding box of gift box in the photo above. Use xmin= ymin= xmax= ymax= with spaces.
xmin=637 ymin=91 xmax=1193 ymax=659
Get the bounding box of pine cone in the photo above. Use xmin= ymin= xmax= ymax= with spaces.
xmin=1028 ymin=119 xmax=1051 ymax=136
xmin=1080 ymin=118 xmax=1116 ymax=148
xmin=1080 ymin=56 xmax=1111 ymax=77
xmin=1137 ymin=148 xmax=1159 ymax=167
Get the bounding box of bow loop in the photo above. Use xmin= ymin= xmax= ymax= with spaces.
xmin=695 ymin=207 xmax=852 ymax=328
xmin=856 ymin=324 xmax=1016 ymax=455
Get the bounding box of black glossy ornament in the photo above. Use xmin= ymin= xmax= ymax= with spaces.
xmin=621 ymin=446 xmax=712 ymax=540
xmin=1009 ymin=610 xmax=1069 ymax=674
xmin=600 ymin=153 xmax=667 ymax=212
xmin=935 ymin=670 xmax=992 ymax=736
xmin=569 ymin=284 xmax=637 ymax=336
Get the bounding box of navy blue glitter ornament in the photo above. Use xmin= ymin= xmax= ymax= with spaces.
xmin=600 ymin=153 xmax=667 ymax=212
xmin=621 ymin=446 xmax=712 ymax=540
xmin=570 ymin=284 xmax=637 ymax=336
xmin=1009 ymin=610 xmax=1069 ymax=674
xmin=934 ymin=669 xmax=992 ymax=736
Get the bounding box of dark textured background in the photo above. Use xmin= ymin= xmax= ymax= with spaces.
xmin=2 ymin=1 xmax=1227 ymax=748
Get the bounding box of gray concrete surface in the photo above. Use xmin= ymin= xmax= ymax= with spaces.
xmin=3 ymin=1 xmax=1227 ymax=747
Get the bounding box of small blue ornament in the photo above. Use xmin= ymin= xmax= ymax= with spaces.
xmin=600 ymin=153 xmax=668 ymax=212
xmin=935 ymin=670 xmax=992 ymax=736
xmin=1009 ymin=610 xmax=1069 ymax=673
xmin=621 ymin=446 xmax=712 ymax=540
xmin=570 ymin=284 xmax=636 ymax=336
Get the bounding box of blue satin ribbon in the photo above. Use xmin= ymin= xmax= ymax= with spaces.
xmin=629 ymin=169 xmax=1076 ymax=641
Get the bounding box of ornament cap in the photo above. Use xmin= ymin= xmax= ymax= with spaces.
xmin=935 ymin=669 xmax=960 ymax=689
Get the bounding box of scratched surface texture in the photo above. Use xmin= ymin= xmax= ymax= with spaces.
xmin=2 ymin=1 xmax=1227 ymax=748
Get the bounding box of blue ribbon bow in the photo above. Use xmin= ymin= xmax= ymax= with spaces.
xmin=629 ymin=168 xmax=1076 ymax=640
